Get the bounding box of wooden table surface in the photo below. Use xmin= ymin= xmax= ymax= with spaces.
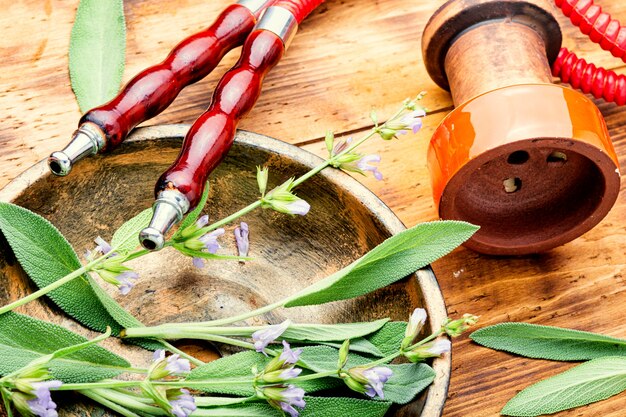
xmin=1 ymin=0 xmax=625 ymax=416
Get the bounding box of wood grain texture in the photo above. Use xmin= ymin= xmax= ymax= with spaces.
xmin=1 ymin=0 xmax=626 ymax=416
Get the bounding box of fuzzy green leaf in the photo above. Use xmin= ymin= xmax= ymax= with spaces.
xmin=195 ymin=397 xmax=390 ymax=417
xmin=69 ymin=0 xmax=126 ymax=112
xmin=175 ymin=183 xmax=211 ymax=236
xmin=317 ymin=338 xmax=384 ymax=357
xmin=382 ymin=363 xmax=436 ymax=404
xmin=281 ymin=319 xmax=388 ymax=343
xmin=366 ymin=321 xmax=408 ymax=356
xmin=284 ymin=221 xmax=478 ymax=307
xmin=471 ymin=323 xmax=626 ymax=361
xmin=110 ymin=208 xmax=152 ymax=254
xmin=0 ymin=202 xmax=122 ymax=334
xmin=502 ymin=357 xmax=626 ymax=416
xmin=0 ymin=312 xmax=128 ymax=383
xmin=187 ymin=350 xmax=340 ymax=396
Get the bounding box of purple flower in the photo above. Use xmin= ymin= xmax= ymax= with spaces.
xmin=234 ymin=222 xmax=250 ymax=258
xmin=279 ymin=341 xmax=302 ymax=365
xmin=94 ymin=236 xmax=112 ymax=255
xmin=169 ymin=389 xmax=196 ymax=417
xmin=278 ymin=386 xmax=306 ymax=417
xmin=278 ymin=367 xmax=302 ymax=380
xmin=192 ymin=228 xmax=225 ymax=268
xmin=398 ymin=109 xmax=425 ymax=134
xmin=26 ymin=381 xmax=62 ymax=417
xmin=357 ymin=154 xmax=383 ymax=181
xmin=117 ymin=271 xmax=139 ymax=295
xmin=333 ymin=137 xmax=353 ymax=155
xmin=362 ymin=367 xmax=393 ymax=399
xmin=406 ymin=308 xmax=427 ymax=339
xmin=252 ymin=320 xmax=290 ymax=354
xmin=152 ymin=350 xmax=191 ymax=376
xmin=283 ymin=200 xmax=310 ymax=216
xmin=426 ymin=339 xmax=451 ymax=356
xmin=196 ymin=214 xmax=209 ymax=228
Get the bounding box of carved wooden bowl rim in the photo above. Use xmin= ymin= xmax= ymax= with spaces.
xmin=0 ymin=124 xmax=450 ymax=417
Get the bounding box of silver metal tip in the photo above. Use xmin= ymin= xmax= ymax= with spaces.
xmin=48 ymin=152 xmax=73 ymax=176
xmin=139 ymin=227 xmax=165 ymax=251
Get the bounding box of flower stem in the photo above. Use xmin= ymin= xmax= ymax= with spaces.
xmin=291 ymin=370 xmax=337 ymax=382
xmin=159 ymin=340 xmax=205 ymax=367
xmin=205 ymin=201 xmax=262 ymax=232
xmin=80 ymin=390 xmax=144 ymax=417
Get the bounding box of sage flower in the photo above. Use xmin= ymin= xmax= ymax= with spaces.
xmin=404 ymin=338 xmax=451 ymax=362
xmin=252 ymin=320 xmax=291 ymax=353
xmin=333 ymin=137 xmax=353 ymax=155
xmin=280 ymin=200 xmax=310 ymax=216
xmin=257 ymin=166 xmax=269 ymax=196
xmin=402 ymin=308 xmax=427 ymax=349
xmin=344 ymin=366 xmax=393 ymax=399
xmin=279 ymin=340 xmax=302 ymax=365
xmin=149 ymin=350 xmax=191 ymax=380
xmin=261 ymin=180 xmax=310 ymax=216
xmin=168 ymin=389 xmax=196 ymax=417
xmin=356 ymin=154 xmax=383 ymax=180
xmin=94 ymin=236 xmax=112 ymax=255
xmin=9 ymin=380 xmax=62 ymax=417
xmin=234 ymin=222 xmax=249 ymax=258
xmin=263 ymin=385 xmax=306 ymax=417
xmin=93 ymin=259 xmax=139 ymax=296
xmin=442 ymin=314 xmax=479 ymax=337
xmin=397 ymin=109 xmax=426 ymax=134
xmin=187 ymin=228 xmax=225 ymax=268
xmin=117 ymin=271 xmax=139 ymax=295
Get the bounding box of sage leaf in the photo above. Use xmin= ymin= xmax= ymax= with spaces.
xmin=471 ymin=323 xmax=626 ymax=360
xmin=366 ymin=321 xmax=408 ymax=356
xmin=298 ymin=345 xmax=370 ymax=372
xmin=382 ymin=363 xmax=436 ymax=404
xmin=501 ymin=357 xmax=626 ymax=416
xmin=110 ymin=208 xmax=153 ymax=254
xmin=284 ymin=221 xmax=478 ymax=307
xmin=318 ymin=338 xmax=383 ymax=357
xmin=196 ymin=397 xmax=390 ymax=417
xmin=69 ymin=0 xmax=126 ymax=112
xmin=281 ymin=319 xmax=388 ymax=343
xmin=175 ymin=182 xmax=211 ymax=236
xmin=0 ymin=312 xmax=129 ymax=383
xmin=0 ymin=202 xmax=122 ymax=334
xmin=187 ymin=350 xmax=340 ymax=396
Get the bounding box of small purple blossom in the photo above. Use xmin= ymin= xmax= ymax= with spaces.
xmin=278 ymin=367 xmax=302 ymax=380
xmin=234 ymin=222 xmax=249 ymax=258
xmin=252 ymin=320 xmax=290 ymax=354
xmin=362 ymin=367 xmax=393 ymax=399
xmin=406 ymin=308 xmax=427 ymax=339
xmin=283 ymin=200 xmax=310 ymax=216
xmin=26 ymin=381 xmax=62 ymax=417
xmin=278 ymin=386 xmax=306 ymax=417
xmin=117 ymin=271 xmax=139 ymax=295
xmin=196 ymin=214 xmax=209 ymax=229
xmin=192 ymin=228 xmax=225 ymax=268
xmin=333 ymin=137 xmax=353 ymax=155
xmin=169 ymin=389 xmax=196 ymax=417
xmin=426 ymin=339 xmax=451 ymax=356
xmin=397 ymin=109 xmax=425 ymax=134
xmin=94 ymin=236 xmax=112 ymax=255
xmin=357 ymin=154 xmax=383 ymax=181
xmin=152 ymin=350 xmax=191 ymax=376
xmin=279 ymin=341 xmax=303 ymax=365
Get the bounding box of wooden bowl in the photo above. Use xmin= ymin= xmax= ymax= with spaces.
xmin=0 ymin=125 xmax=450 ymax=417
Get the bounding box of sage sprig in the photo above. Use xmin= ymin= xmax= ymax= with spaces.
xmin=472 ymin=323 xmax=626 ymax=415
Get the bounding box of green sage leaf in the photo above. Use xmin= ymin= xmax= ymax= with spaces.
xmin=69 ymin=0 xmax=126 ymax=112
xmin=195 ymin=397 xmax=390 ymax=417
xmin=0 ymin=312 xmax=128 ymax=383
xmin=187 ymin=350 xmax=340 ymax=396
xmin=501 ymin=357 xmax=626 ymax=416
xmin=471 ymin=323 xmax=626 ymax=361
xmin=281 ymin=319 xmax=388 ymax=343
xmin=317 ymin=338 xmax=383 ymax=357
xmin=0 ymin=202 xmax=122 ymax=334
xmin=383 ymin=363 xmax=436 ymax=404
xmin=366 ymin=321 xmax=408 ymax=356
xmin=284 ymin=221 xmax=478 ymax=307
xmin=175 ymin=182 xmax=211 ymax=236
xmin=110 ymin=208 xmax=153 ymax=254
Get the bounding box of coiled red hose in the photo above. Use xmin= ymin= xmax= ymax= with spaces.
xmin=553 ymin=0 xmax=626 ymax=104
xmin=553 ymin=48 xmax=626 ymax=105
xmin=555 ymin=0 xmax=626 ymax=60
xmin=273 ymin=0 xmax=325 ymax=23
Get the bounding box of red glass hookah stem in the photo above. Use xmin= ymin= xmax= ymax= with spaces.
xmin=80 ymin=4 xmax=261 ymax=151
xmin=157 ymin=0 xmax=326 ymax=208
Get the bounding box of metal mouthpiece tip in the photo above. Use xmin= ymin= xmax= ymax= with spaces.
xmin=139 ymin=227 xmax=165 ymax=251
xmin=48 ymin=152 xmax=73 ymax=176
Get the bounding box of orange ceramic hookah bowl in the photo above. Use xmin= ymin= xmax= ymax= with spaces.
xmin=422 ymin=0 xmax=621 ymax=255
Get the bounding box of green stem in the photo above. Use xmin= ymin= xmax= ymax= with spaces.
xmin=159 ymin=340 xmax=205 ymax=367
xmin=181 ymin=300 xmax=285 ymax=327
xmin=89 ymin=388 xmax=165 ymax=415
xmin=291 ymin=370 xmax=337 ymax=382
xmin=194 ymin=396 xmax=257 ymax=407
xmin=125 ymin=324 xmax=269 ymax=338
xmin=406 ymin=329 xmax=444 ymax=351
xmin=80 ymin=389 xmax=144 ymax=417
xmin=206 ymin=201 xmax=262 ymax=232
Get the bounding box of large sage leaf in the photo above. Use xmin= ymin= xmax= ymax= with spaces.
xmin=0 ymin=312 xmax=128 ymax=383
xmin=366 ymin=321 xmax=408 ymax=356
xmin=471 ymin=323 xmax=626 ymax=361
xmin=383 ymin=363 xmax=436 ymax=404
xmin=281 ymin=319 xmax=388 ymax=342
xmin=501 ymin=357 xmax=626 ymax=416
xmin=110 ymin=208 xmax=152 ymax=254
xmin=195 ymin=397 xmax=390 ymax=417
xmin=0 ymin=202 xmax=122 ymax=334
xmin=284 ymin=221 xmax=478 ymax=307
xmin=69 ymin=0 xmax=126 ymax=112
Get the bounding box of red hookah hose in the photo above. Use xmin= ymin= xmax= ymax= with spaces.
xmin=80 ymin=3 xmax=267 ymax=151
xmin=157 ymin=0 xmax=325 ymax=208
xmin=553 ymin=0 xmax=626 ymax=104
xmin=553 ymin=48 xmax=626 ymax=105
